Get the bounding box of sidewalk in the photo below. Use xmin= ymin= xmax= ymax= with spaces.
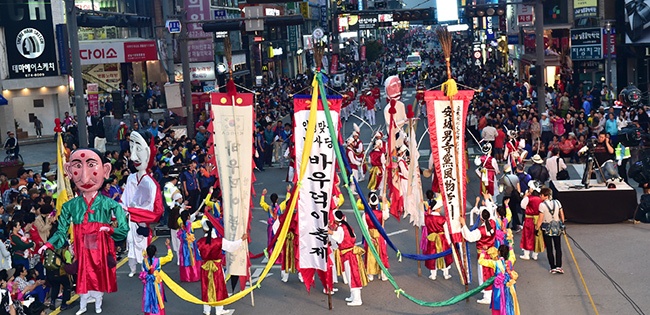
xmin=14 ymin=142 xmax=120 ymax=170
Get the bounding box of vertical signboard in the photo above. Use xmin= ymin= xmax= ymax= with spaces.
xmin=0 ymin=0 xmax=60 ymax=78
xmin=55 ymin=24 xmax=69 ymax=75
xmin=319 ymin=0 xmax=328 ymax=29
xmin=186 ymin=0 xmax=214 ymax=62
xmin=289 ymin=26 xmax=299 ymax=51
xmin=87 ymin=83 xmax=100 ymax=116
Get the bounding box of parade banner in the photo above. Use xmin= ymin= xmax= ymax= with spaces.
xmin=210 ymin=92 xmax=254 ymax=276
xmin=293 ymin=95 xmax=341 ymax=271
xmin=424 ymin=90 xmax=474 ymax=243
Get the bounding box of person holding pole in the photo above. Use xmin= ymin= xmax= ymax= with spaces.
xmin=459 ymin=209 xmax=496 ymax=305
xmin=423 ymin=190 xmax=453 ymax=281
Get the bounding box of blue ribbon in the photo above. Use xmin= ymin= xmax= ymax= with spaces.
xmin=465 ymin=242 xmax=472 ymax=283
xmin=142 ymin=273 xmax=160 ymax=313
xmin=339 ymin=140 xmax=454 ymax=261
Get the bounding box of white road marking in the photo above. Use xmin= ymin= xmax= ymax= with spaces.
xmin=259 ymin=220 xmax=268 ymax=225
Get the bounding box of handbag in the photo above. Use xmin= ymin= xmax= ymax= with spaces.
xmin=556 ymin=157 xmax=570 ymax=180
xmin=541 ymin=200 xmax=565 ymax=236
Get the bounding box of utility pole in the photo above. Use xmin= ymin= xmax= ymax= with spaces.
xmin=162 ymin=0 xmax=175 ymax=83
xmin=179 ymin=0 xmax=195 ymax=137
xmin=535 ymin=0 xmax=545 ymax=115
xmin=66 ymin=0 xmax=89 ymax=147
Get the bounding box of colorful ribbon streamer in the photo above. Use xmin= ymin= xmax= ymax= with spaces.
xmin=316 ymin=71 xmax=493 ymax=307
xmin=157 ymin=73 xmax=322 ymax=306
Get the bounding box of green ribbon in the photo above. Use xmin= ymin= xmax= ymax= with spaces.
xmin=316 ymin=71 xmax=493 ymax=307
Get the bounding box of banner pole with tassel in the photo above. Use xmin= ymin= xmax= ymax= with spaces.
xmin=436 ymin=27 xmax=470 ymax=296
xmin=225 ymin=36 xmax=255 ymax=307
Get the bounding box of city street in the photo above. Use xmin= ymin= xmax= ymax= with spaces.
xmin=18 ymin=88 xmax=645 ymax=315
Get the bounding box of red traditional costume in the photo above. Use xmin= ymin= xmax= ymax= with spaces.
xmin=520 ymin=194 xmax=545 ymax=259
xmin=424 ymin=210 xmax=452 ymax=279
xmin=197 ymin=220 xmax=244 ymax=315
xmin=357 ymin=195 xmax=389 ymax=281
xmin=461 ymin=218 xmax=497 ymax=304
xmin=331 ymin=211 xmax=365 ymax=306
xmin=367 ymin=147 xmax=385 ymax=192
xmin=477 ymin=155 xmax=498 ymax=196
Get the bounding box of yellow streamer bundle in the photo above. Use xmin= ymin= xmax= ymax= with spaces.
xmin=158 ymin=76 xmax=322 ymax=306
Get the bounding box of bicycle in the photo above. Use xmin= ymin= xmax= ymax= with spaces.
xmin=4 ymin=148 xmax=23 ymax=163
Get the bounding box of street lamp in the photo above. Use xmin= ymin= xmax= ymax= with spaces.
xmin=604 ymin=20 xmax=613 ymax=90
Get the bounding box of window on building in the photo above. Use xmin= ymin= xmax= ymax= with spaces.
xmin=33 ymin=99 xmax=44 ymax=108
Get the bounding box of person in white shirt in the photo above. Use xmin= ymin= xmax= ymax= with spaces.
xmin=545 ymin=148 xmax=567 ymax=181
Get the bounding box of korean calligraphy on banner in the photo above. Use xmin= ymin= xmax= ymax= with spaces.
xmin=293 ymin=95 xmax=342 ymax=271
xmin=210 ymin=92 xmax=254 ymax=276
xmin=424 ymin=90 xmax=474 ymax=243
xmin=185 ymin=0 xmax=214 ymax=62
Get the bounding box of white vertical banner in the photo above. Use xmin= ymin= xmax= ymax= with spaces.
xmin=293 ymin=95 xmax=341 ymax=271
xmin=425 ymin=91 xmax=474 ymax=243
xmin=210 ymin=92 xmax=254 ymax=276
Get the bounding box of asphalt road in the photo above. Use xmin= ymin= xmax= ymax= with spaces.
xmin=25 ymin=88 xmax=650 ymax=315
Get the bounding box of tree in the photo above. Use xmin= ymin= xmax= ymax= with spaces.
xmin=365 ymin=40 xmax=384 ymax=62
xmin=392 ymin=29 xmax=408 ymax=42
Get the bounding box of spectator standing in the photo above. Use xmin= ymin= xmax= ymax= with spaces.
xmin=499 ymin=164 xmax=522 ymax=230
xmin=536 ymin=188 xmax=565 ymax=274
xmin=545 ymin=148 xmax=567 ymax=181
xmin=33 ymin=116 xmax=43 ymax=139
xmin=605 ymin=113 xmax=618 ymax=143
xmin=494 ymin=127 xmax=506 ymax=162
xmin=528 ymin=154 xmax=550 ymax=183
xmin=117 ymin=122 xmax=129 ymax=152
xmin=540 ymin=112 xmax=552 ymax=147
xmin=195 ymin=126 xmax=208 ymax=150
xmin=182 ymin=160 xmax=201 ymax=212
xmin=264 ymin=124 xmax=275 ymax=167
xmin=481 ymin=122 xmax=498 ymax=156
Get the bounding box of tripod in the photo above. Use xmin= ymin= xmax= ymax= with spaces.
xmin=581 ymin=152 xmax=607 ymax=189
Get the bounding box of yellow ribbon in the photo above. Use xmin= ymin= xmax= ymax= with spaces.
xmin=201 ymin=260 xmax=220 ymax=302
xmin=427 ymin=232 xmax=447 ymax=270
xmin=441 ymin=78 xmax=458 ymax=98
xmin=157 ymin=74 xmax=321 ymax=306
xmin=284 ymin=232 xmax=296 ymax=273
xmin=367 ymin=229 xmax=382 ymax=276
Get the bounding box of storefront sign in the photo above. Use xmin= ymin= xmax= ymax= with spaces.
xmin=319 ymin=0 xmax=328 ymax=29
xmin=358 ymin=14 xmax=378 ymax=30
xmin=173 ymin=62 xmax=216 ymax=82
xmin=330 ymin=54 xmax=338 ymax=74
xmin=56 ymin=24 xmax=70 ymax=75
xmin=186 ymin=0 xmax=214 ymax=62
xmin=0 ymin=0 xmax=59 ymax=79
xmin=87 ymin=83 xmax=99 ymax=116
xmin=517 ymin=5 xmax=534 ymax=26
xmin=79 ymin=40 xmax=158 ymax=65
xmin=603 ymin=28 xmax=616 ymax=58
xmin=543 ymin=0 xmax=568 ymax=25
xmin=289 ymin=26 xmax=298 ymax=51
xmin=574 ymin=0 xmax=597 ymax=18
xmin=85 ymin=63 xmax=121 ymax=90
xmin=571 ymin=28 xmax=603 ymax=60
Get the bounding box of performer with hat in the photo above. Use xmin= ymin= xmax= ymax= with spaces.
xmin=347 ymin=138 xmax=364 ymax=195
xmin=197 ymin=218 xmax=247 ymax=315
xmin=371 ymin=84 xmax=381 ymax=110
xmin=474 ymin=143 xmax=500 ymax=197
xmin=423 ymin=190 xmax=453 ymax=281
xmin=362 ymin=90 xmax=377 ymax=126
xmin=122 ymin=131 xmax=165 ymax=278
xmin=459 ymin=209 xmax=497 ymax=305
xmin=367 ymin=139 xmax=386 ymax=193
xmin=163 ymin=166 xmax=186 ymax=264
xmin=519 ymin=181 xmax=545 ymax=261
xmin=357 ymin=192 xmax=389 ymax=282
xmin=329 ymin=210 xmax=366 ymax=306
xmin=504 ymin=130 xmax=527 ymax=173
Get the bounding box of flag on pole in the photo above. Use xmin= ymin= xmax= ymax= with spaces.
xmin=55 ymin=132 xmax=72 ymax=216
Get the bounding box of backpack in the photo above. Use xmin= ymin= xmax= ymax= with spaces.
xmin=43 ymin=249 xmax=63 ymax=271
xmin=541 ymin=200 xmax=565 ymax=236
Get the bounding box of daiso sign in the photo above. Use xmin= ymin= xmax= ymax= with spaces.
xmin=80 ymin=47 xmax=119 ymax=61
xmin=78 ymin=40 xmax=158 ymax=65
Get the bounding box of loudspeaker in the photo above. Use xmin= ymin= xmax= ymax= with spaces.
xmin=111 ymin=91 xmax=124 ymax=119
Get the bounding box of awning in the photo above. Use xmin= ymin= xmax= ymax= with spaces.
xmin=0 ymin=94 xmax=7 ymax=105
